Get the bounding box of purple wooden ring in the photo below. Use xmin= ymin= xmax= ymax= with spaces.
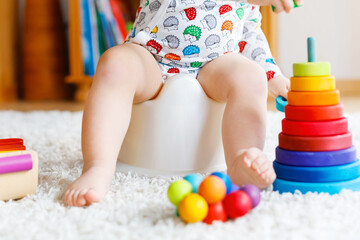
xmin=275 ymin=146 xmax=357 ymax=167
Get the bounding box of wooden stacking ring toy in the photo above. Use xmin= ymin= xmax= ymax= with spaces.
xmin=273 ymin=177 xmax=360 ymax=195
xmin=275 ymin=146 xmax=357 ymax=167
xmin=287 ymin=89 xmax=340 ymax=106
xmin=281 ymin=118 xmax=348 ymax=136
xmin=278 ymin=132 xmax=352 ymax=151
xmin=290 ymin=76 xmax=335 ymax=91
xmin=276 ymin=96 xmax=287 ymax=112
xmin=284 ymin=104 xmax=343 ymax=121
xmin=293 ymin=62 xmax=331 ymax=77
xmin=273 ymin=160 xmax=360 ymax=183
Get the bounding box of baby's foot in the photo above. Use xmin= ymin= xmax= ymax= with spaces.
xmin=64 ymin=166 xmax=114 ymax=207
xmin=227 ymin=148 xmax=276 ymax=189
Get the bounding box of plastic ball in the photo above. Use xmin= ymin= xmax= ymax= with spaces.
xmin=241 ymin=184 xmax=261 ymax=208
xmin=184 ymin=173 xmax=203 ymax=193
xmin=230 ymin=183 xmax=241 ymax=193
xmin=178 ymin=193 xmax=208 ymax=223
xmin=211 ymin=172 xmax=232 ymax=195
xmin=203 ymin=201 xmax=227 ymax=224
xmin=167 ymin=179 xmax=193 ymax=206
xmin=198 ymin=176 xmax=226 ymax=204
xmin=223 ymin=190 xmax=252 ymax=219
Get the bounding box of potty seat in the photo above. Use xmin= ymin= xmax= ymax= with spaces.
xmin=117 ymin=74 xmax=226 ymax=175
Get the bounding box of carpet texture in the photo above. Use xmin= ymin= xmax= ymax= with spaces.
xmin=1 ymin=110 xmax=360 ymax=240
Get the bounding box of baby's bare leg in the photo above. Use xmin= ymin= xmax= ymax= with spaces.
xmin=197 ymin=53 xmax=276 ymax=189
xmin=64 ymin=43 xmax=163 ymax=206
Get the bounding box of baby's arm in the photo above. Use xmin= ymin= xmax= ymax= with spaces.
xmin=238 ymin=6 xmax=289 ymax=98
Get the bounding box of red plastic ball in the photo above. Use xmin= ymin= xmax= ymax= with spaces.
xmin=203 ymin=201 xmax=227 ymax=224
xmin=223 ymin=191 xmax=252 ymax=219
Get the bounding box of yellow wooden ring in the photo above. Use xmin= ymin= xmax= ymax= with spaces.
xmin=288 ymin=90 xmax=340 ymax=106
xmin=290 ymin=76 xmax=336 ymax=91
xmin=293 ymin=62 xmax=331 ymax=77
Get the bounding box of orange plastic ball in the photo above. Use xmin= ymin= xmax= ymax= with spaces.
xmin=198 ymin=176 xmax=226 ymax=204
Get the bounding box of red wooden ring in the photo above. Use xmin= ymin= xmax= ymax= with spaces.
xmin=279 ymin=132 xmax=352 ymax=151
xmin=0 ymin=145 xmax=26 ymax=151
xmin=285 ymin=104 xmax=344 ymax=121
xmin=0 ymin=138 xmax=24 ymax=146
xmin=282 ymin=118 xmax=348 ymax=136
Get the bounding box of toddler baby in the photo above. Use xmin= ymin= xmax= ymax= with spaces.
xmin=65 ymin=0 xmax=302 ymax=206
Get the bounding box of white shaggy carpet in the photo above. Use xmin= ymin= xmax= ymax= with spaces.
xmin=1 ymin=110 xmax=360 ymax=240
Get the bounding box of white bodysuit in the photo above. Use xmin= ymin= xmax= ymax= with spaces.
xmin=126 ymin=0 xmax=281 ymax=81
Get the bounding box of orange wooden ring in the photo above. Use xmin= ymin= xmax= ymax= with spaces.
xmin=287 ymin=90 xmax=340 ymax=106
xmin=290 ymin=76 xmax=335 ymax=91
xmin=0 ymin=145 xmax=26 ymax=151
xmin=279 ymin=132 xmax=352 ymax=152
xmin=282 ymin=118 xmax=348 ymax=136
xmin=284 ymin=104 xmax=344 ymax=121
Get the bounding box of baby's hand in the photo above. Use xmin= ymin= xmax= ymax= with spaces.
xmin=248 ymin=0 xmax=303 ymax=13
xmin=268 ymin=75 xmax=290 ymax=99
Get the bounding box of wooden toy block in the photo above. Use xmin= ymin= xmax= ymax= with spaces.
xmin=290 ymin=76 xmax=335 ymax=91
xmin=273 ymin=177 xmax=360 ymax=195
xmin=281 ymin=118 xmax=348 ymax=136
xmin=275 ymin=146 xmax=357 ymax=167
xmin=284 ymin=104 xmax=344 ymax=121
xmin=0 ymin=150 xmax=38 ymax=201
xmin=287 ymin=89 xmax=340 ymax=106
xmin=273 ymin=160 xmax=360 ymax=183
xmin=278 ymin=132 xmax=352 ymax=152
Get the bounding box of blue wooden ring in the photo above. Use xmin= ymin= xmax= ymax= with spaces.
xmin=276 ymin=96 xmax=287 ymax=112
xmin=275 ymin=146 xmax=357 ymax=167
xmin=273 ymin=160 xmax=360 ymax=183
xmin=273 ymin=177 xmax=360 ymax=195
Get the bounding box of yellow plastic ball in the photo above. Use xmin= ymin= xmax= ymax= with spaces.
xmin=178 ymin=193 xmax=208 ymax=223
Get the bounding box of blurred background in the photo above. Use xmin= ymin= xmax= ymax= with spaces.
xmin=0 ymin=0 xmax=359 ymax=110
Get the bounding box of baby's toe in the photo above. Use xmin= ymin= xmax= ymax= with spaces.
xmin=72 ymin=190 xmax=82 ymax=207
xmin=65 ymin=189 xmax=75 ymax=206
xmin=84 ymin=189 xmax=101 ymax=206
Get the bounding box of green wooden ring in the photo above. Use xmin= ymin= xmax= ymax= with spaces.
xmin=293 ymin=62 xmax=331 ymax=77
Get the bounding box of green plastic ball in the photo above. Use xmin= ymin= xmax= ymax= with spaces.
xmin=167 ymin=179 xmax=193 ymax=206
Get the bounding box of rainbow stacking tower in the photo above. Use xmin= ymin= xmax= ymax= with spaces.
xmin=0 ymin=138 xmax=38 ymax=200
xmin=273 ymin=38 xmax=360 ymax=194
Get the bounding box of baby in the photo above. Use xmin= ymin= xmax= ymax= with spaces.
xmin=65 ymin=0 xmax=301 ymax=206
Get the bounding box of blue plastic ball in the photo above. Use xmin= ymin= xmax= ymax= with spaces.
xmin=230 ymin=183 xmax=241 ymax=193
xmin=211 ymin=172 xmax=232 ymax=195
xmin=184 ymin=174 xmax=203 ymax=193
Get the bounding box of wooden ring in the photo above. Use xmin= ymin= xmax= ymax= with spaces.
xmin=284 ymin=104 xmax=343 ymax=121
xmin=293 ymin=62 xmax=331 ymax=77
xmin=0 ymin=138 xmax=24 ymax=146
xmin=273 ymin=177 xmax=360 ymax=195
xmin=282 ymin=118 xmax=348 ymax=136
xmin=274 ymin=160 xmax=360 ymax=183
xmin=287 ymin=90 xmax=340 ymax=106
xmin=275 ymin=146 xmax=357 ymax=167
xmin=290 ymin=76 xmax=335 ymax=91
xmin=278 ymin=132 xmax=352 ymax=151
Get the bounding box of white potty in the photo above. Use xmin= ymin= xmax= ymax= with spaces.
xmin=117 ymin=74 xmax=226 ymax=175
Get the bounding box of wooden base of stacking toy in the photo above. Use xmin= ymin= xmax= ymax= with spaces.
xmin=273 ymin=177 xmax=360 ymax=195
xmin=0 ymin=139 xmax=38 ymax=201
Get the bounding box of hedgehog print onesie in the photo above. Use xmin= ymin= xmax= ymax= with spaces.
xmin=126 ymin=0 xmax=281 ymax=81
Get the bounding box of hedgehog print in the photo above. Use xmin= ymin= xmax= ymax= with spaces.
xmin=223 ymin=39 xmax=235 ymax=54
xmin=146 ymin=39 xmax=163 ymax=54
xmin=251 ymin=47 xmax=266 ymax=62
xmin=235 ymin=8 xmax=245 ymax=21
xmin=183 ymin=25 xmax=202 ymax=43
xmin=137 ymin=12 xmax=146 ymax=26
xmin=163 ymin=16 xmax=179 ymax=31
xmin=167 ymin=0 xmax=176 ymax=13
xmin=205 ymin=52 xmax=219 ymax=61
xmin=150 ymin=26 xmax=158 ymax=38
xmin=219 ymin=5 xmax=233 ymax=18
xmin=183 ymin=45 xmax=200 ymax=58
xmin=221 ymin=20 xmax=233 ymax=37
xmin=149 ymin=1 xmax=161 ymax=13
xmin=200 ymin=14 xmax=217 ymax=31
xmin=201 ymin=0 xmax=216 ymax=11
xmin=180 ymin=7 xmax=197 ymax=21
xmin=205 ymin=34 xmax=221 ymax=50
xmin=162 ymin=35 xmax=180 ymax=49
